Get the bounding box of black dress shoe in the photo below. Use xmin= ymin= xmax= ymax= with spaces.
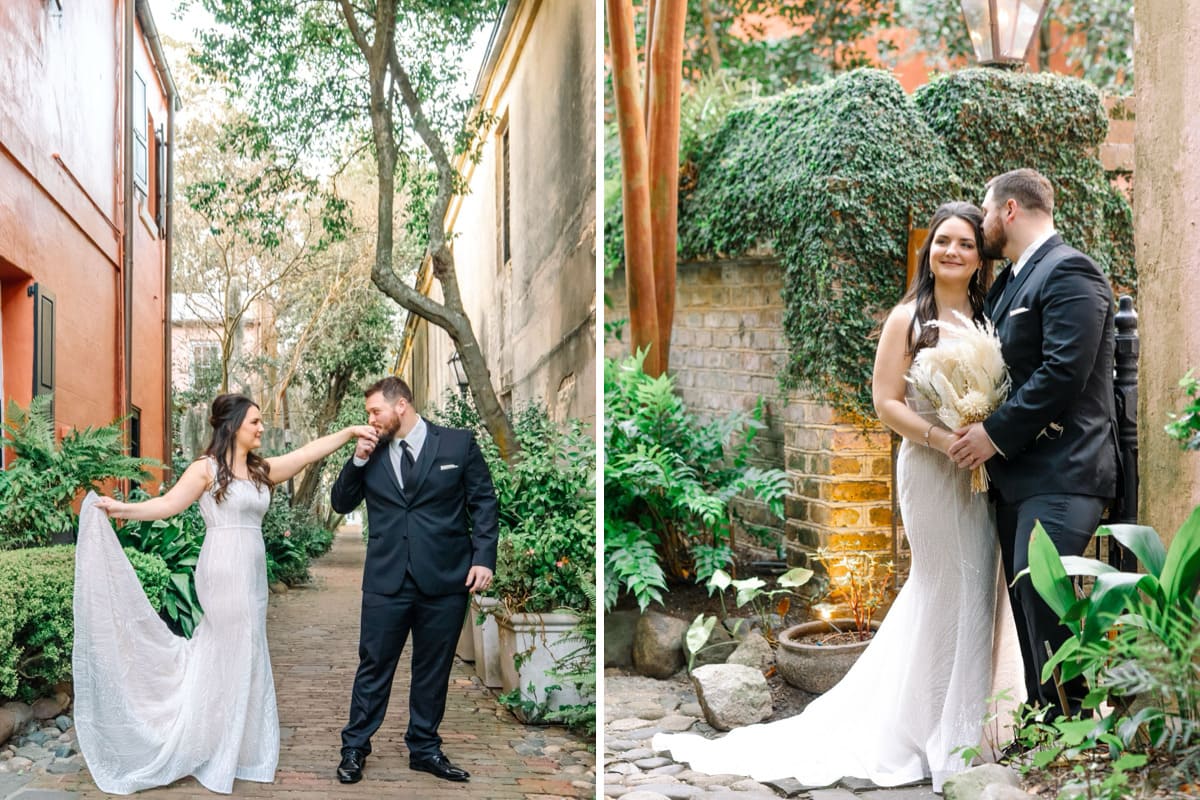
xmin=337 ymin=748 xmax=367 ymax=783
xmin=409 ymin=752 xmax=470 ymax=782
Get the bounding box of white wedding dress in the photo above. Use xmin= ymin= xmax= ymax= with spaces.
xmin=654 ymin=361 xmax=1025 ymax=793
xmin=72 ymin=458 xmax=279 ymax=795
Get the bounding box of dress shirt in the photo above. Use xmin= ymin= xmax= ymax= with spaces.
xmin=353 ymin=416 xmax=428 ymax=488
xmin=1010 ymin=228 xmax=1057 ymax=279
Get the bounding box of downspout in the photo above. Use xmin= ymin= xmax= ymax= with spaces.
xmin=123 ymin=0 xmax=134 ymax=432
xmin=136 ymin=0 xmax=181 ymax=478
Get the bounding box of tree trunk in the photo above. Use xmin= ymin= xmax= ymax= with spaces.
xmin=339 ymin=0 xmax=520 ymax=461
xmin=646 ymin=0 xmax=687 ymax=373
xmin=700 ymin=0 xmax=722 ymax=72
xmin=607 ymin=0 xmax=662 ymax=376
xmin=291 ymin=367 xmax=351 ymax=510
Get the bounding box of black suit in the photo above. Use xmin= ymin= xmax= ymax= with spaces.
xmin=982 ymin=234 xmax=1118 ymax=714
xmin=331 ymin=420 xmax=498 ymax=757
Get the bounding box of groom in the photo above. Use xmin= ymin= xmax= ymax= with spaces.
xmin=949 ymin=168 xmax=1118 ymax=717
xmin=331 ymin=376 xmax=498 ymax=783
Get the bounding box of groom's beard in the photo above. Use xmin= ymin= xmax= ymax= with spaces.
xmin=375 ymin=417 xmax=402 ymax=447
xmin=982 ymin=221 xmax=1006 ymax=260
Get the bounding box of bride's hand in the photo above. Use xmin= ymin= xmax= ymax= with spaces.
xmin=349 ymin=425 xmax=379 ymax=460
xmin=92 ymin=496 xmax=123 ymax=517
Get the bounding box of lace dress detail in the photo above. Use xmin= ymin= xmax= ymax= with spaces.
xmin=653 ymin=338 xmax=1025 ymax=792
xmin=72 ymin=458 xmax=278 ymax=794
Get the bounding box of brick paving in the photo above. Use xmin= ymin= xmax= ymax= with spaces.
xmin=13 ymin=528 xmax=594 ymax=799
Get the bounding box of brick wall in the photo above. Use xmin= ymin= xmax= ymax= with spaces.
xmin=606 ymin=258 xmax=903 ymax=573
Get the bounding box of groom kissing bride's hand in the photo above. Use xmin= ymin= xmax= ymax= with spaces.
xmin=332 ymin=376 xmax=499 ymax=785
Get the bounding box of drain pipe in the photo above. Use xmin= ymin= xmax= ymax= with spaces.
xmin=122 ymin=0 xmax=134 ymax=431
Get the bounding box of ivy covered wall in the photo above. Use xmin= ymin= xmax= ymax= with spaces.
xmin=608 ymin=67 xmax=1137 ymax=420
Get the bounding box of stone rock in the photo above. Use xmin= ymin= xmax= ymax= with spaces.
xmin=8 ymin=757 xmax=32 ymax=771
xmin=31 ymin=693 xmax=70 ymax=720
xmin=690 ymin=664 xmax=772 ymax=731
xmin=25 ymin=731 xmax=51 ymax=746
xmin=53 ymin=715 xmax=71 ymax=733
xmin=0 ymin=710 xmax=14 ymax=748
xmin=653 ymin=714 xmax=699 ymax=732
xmin=13 ymin=745 xmax=48 ymax=762
xmin=943 ymin=764 xmax=1022 ymax=800
xmin=690 ymin=621 xmax=738 ymax=668
xmin=726 ymin=631 xmax=774 ymax=670
xmin=269 ymin=581 xmax=289 ymax=594
xmin=980 ymin=785 xmax=1036 ymax=800
xmin=47 ymin=756 xmax=83 ymax=774
xmin=632 ymin=612 xmax=689 ymax=679
xmin=53 ymin=744 xmax=74 ymax=758
xmin=729 ymin=778 xmax=775 ymax=792
xmin=609 ymin=716 xmax=654 ymax=732
xmin=634 ymin=756 xmax=672 ymax=769
xmin=0 ymin=704 xmax=32 ymax=731
xmin=617 ymin=792 xmax=674 ymax=800
xmin=606 ymin=610 xmax=639 ymax=668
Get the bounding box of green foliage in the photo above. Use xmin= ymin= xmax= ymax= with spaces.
xmin=684 ymin=566 xmax=813 ymax=669
xmin=901 ymin=0 xmax=1134 ymax=96
xmin=604 ymin=349 xmax=790 ymax=611
xmin=114 ymin=496 xmax=207 ymax=638
xmin=675 ymin=69 xmax=962 ymax=417
xmin=261 ymin=489 xmax=333 ymax=586
xmin=1166 ymin=370 xmax=1200 ymax=451
xmin=0 ymin=545 xmax=168 ymax=702
xmin=613 ymin=68 xmax=1136 ymax=418
xmin=674 ymin=1 xmax=898 ymax=92
xmin=0 ymin=396 xmax=157 ymax=550
xmin=1022 ymin=509 xmax=1200 ymax=756
xmin=914 ymin=68 xmax=1135 ymax=292
xmin=430 ymin=396 xmax=596 ymax=615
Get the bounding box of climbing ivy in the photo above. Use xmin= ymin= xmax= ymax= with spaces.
xmin=678 ymin=69 xmax=962 ymax=417
xmin=914 ymin=68 xmax=1135 ymax=293
xmin=609 ymin=67 xmax=1137 ymax=419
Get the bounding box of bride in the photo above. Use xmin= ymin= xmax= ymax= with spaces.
xmin=653 ymin=202 xmax=1025 ymax=792
xmin=73 ymin=393 xmax=376 ymax=795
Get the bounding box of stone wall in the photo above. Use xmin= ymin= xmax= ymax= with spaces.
xmin=606 ymin=259 xmax=903 ymax=572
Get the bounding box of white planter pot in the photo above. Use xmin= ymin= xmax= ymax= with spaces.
xmin=496 ymin=610 xmax=587 ymax=723
xmin=470 ymin=596 xmax=503 ymax=688
xmin=455 ymin=603 xmax=475 ymax=662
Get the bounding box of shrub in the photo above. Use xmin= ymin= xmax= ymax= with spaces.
xmin=0 ymin=396 xmax=157 ymax=550
xmin=114 ymin=501 xmax=206 ymax=638
xmin=261 ymin=489 xmax=332 ymax=585
xmin=604 ymin=350 xmax=789 ymax=611
xmin=0 ymin=545 xmax=169 ymax=702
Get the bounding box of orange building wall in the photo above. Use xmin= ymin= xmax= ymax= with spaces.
xmin=0 ymin=0 xmax=171 ymax=479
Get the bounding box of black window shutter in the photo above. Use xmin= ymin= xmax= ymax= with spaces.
xmin=155 ymin=126 xmax=167 ymax=234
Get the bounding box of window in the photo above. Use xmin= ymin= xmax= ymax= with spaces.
xmin=497 ymin=120 xmax=511 ymax=270
xmin=129 ymin=406 xmax=142 ymax=459
xmin=133 ymin=72 xmax=148 ymax=195
xmin=190 ymin=341 xmax=219 ymax=389
xmin=30 ymin=284 xmax=55 ymax=420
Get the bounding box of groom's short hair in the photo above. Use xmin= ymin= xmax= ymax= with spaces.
xmin=364 ymin=376 xmax=414 ymax=404
xmin=986 ymin=168 xmax=1054 ymax=216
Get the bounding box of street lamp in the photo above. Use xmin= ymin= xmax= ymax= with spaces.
xmin=959 ymin=0 xmax=1049 ymax=68
xmin=448 ymin=350 xmax=469 ymax=397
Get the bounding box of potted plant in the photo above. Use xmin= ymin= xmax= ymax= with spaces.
xmin=776 ymin=548 xmax=893 ymax=693
xmin=468 ymin=593 xmax=503 ymax=688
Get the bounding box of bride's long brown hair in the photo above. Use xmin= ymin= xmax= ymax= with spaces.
xmin=903 ymin=202 xmax=995 ymax=357
xmin=203 ymin=394 xmax=272 ymax=501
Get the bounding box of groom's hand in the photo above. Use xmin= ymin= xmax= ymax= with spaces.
xmin=465 ymin=566 xmax=493 ymax=593
xmin=948 ymin=422 xmax=997 ymax=469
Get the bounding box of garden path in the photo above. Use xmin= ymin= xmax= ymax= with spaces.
xmin=603 ymin=673 xmax=937 ymax=800
xmin=10 ymin=527 xmax=594 ymax=800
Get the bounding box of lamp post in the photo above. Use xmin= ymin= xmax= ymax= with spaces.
xmin=959 ymin=0 xmax=1050 ymax=68
xmin=448 ymin=350 xmax=469 ymax=398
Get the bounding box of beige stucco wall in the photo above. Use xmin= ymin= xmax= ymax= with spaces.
xmin=416 ymin=0 xmax=596 ymax=426
xmin=1134 ymin=0 xmax=1200 ymax=540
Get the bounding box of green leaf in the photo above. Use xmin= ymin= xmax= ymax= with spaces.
xmin=732 ymin=577 xmax=767 ymax=607
xmin=1027 ymin=522 xmax=1077 ymax=624
xmin=1158 ymin=506 xmax=1200 ymax=608
xmin=778 ymin=566 xmax=814 ymax=588
xmin=1099 ymin=524 xmax=1166 ymax=576
xmin=1032 ymin=747 xmax=1062 ymax=768
xmin=707 ymin=569 xmax=733 ymax=594
xmin=685 ymin=614 xmax=717 ymax=656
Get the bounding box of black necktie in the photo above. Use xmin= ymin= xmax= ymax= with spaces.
xmin=398 ymin=440 xmax=415 ymax=492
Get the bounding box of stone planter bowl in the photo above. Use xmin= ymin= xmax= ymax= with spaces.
xmin=776 ymin=618 xmax=880 ymax=694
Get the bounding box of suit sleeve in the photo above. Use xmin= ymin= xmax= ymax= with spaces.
xmin=329 ymin=456 xmax=367 ymax=514
xmin=983 ymin=256 xmax=1112 ymax=457
xmin=463 ymin=433 xmax=499 ymax=571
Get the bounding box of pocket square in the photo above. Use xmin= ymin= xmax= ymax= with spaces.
xmin=1009 ymin=307 xmax=1029 ymax=317
xmin=439 ymin=464 xmax=460 ymax=471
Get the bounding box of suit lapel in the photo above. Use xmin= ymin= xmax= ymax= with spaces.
xmin=406 ymin=424 xmax=441 ymax=500
xmin=985 ymin=264 xmax=1012 ymax=320
xmin=991 ymin=234 xmax=1063 ymax=323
